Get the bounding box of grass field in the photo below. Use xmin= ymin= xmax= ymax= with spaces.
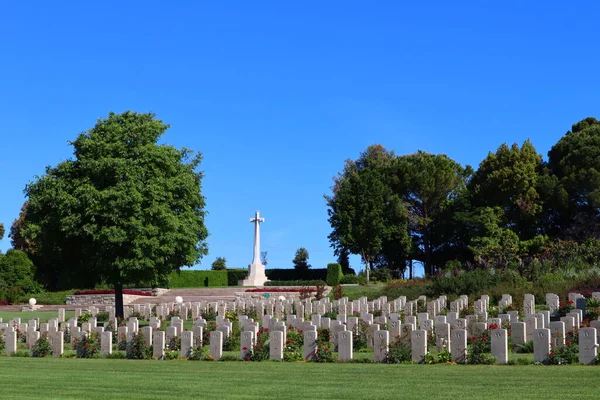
xmin=0 ymin=358 xmax=598 ymax=399
xmin=0 ymin=311 xmax=75 ymax=323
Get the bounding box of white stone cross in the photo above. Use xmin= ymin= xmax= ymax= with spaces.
xmin=250 ymin=210 xmax=265 ymax=266
xmin=239 ymin=210 xmax=269 ymax=286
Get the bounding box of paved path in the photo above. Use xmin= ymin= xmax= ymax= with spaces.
xmin=129 ymin=288 xmax=243 ymax=304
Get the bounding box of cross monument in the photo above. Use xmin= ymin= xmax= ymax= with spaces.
xmin=239 ymin=210 xmax=269 ymax=286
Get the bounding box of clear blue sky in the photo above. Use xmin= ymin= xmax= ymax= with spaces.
xmin=1 ymin=1 xmax=599 ymax=276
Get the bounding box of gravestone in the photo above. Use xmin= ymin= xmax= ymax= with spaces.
xmin=578 ymin=327 xmax=598 ymax=364
xmin=338 ymin=330 xmax=353 ymax=361
xmin=5 ymin=329 xmax=17 ymax=356
xmin=491 ymin=329 xmax=508 ymax=364
xmin=435 ymin=322 xmax=451 ymax=352
xmin=303 ymin=330 xmax=318 ymax=360
xmin=451 ymin=329 xmax=467 ymax=363
xmin=210 ymin=331 xmax=223 ymax=360
xmin=153 ymin=331 xmax=165 ymax=360
xmin=193 ymin=326 xmax=203 ymax=348
xmin=241 ymin=331 xmax=255 ymax=360
xmin=101 ymin=331 xmax=112 ymax=356
xmin=533 ymin=328 xmax=551 ymax=363
xmin=549 ymin=321 xmax=565 ymax=348
xmin=373 ymin=330 xmax=389 ymax=362
xmin=51 ymin=331 xmax=64 ymax=357
xmin=269 ymin=331 xmax=284 ymax=361
xmin=411 ymin=329 xmax=427 ymax=363
xmin=181 ymin=331 xmax=193 ymax=358
xmin=525 ymin=317 xmax=537 ymax=342
xmin=399 ymin=324 xmax=413 ymax=347
xmin=142 ymin=326 xmax=153 ymax=346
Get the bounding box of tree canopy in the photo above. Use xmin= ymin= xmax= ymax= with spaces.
xmin=292 ymin=247 xmax=311 ymax=271
xmin=326 ymin=117 xmax=600 ymax=277
xmin=21 ymin=111 xmax=209 ymax=317
xmin=211 ymin=257 xmax=227 ymax=270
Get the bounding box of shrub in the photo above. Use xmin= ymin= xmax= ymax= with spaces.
xmin=333 ymin=285 xmax=343 ymax=300
xmin=385 ymin=336 xmax=411 ymax=363
xmin=340 ymin=274 xmax=363 ymax=284
xmin=264 ymin=280 xmax=326 ymax=287
xmin=309 ymin=341 xmax=336 ymax=363
xmin=168 ymin=270 xmax=228 ymax=288
xmin=76 ymin=333 xmax=100 ymax=358
xmin=73 ymin=289 xmax=152 ymax=296
xmin=371 ymin=267 xmax=392 ymax=283
xmin=265 ymin=269 xmax=328 ymax=281
xmin=187 ymin=345 xmax=205 ymax=360
xmin=544 ymin=343 xmax=579 ymax=365
xmin=326 ymin=263 xmax=343 ymax=286
xmin=382 ymin=279 xmax=433 ymax=300
xmin=31 ymin=333 xmax=53 ymax=358
xmin=126 ymin=332 xmax=152 ymax=359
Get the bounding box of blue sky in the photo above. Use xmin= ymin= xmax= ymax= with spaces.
xmin=1 ymin=1 xmax=599 ymax=276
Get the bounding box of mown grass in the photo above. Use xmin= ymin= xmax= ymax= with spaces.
xmin=0 ymin=358 xmax=598 ymax=399
xmin=0 ymin=311 xmax=75 ymax=323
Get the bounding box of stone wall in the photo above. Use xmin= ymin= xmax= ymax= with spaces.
xmin=66 ymin=294 xmax=148 ymax=305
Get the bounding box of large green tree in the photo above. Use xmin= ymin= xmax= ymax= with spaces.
xmin=390 ymin=151 xmax=471 ymax=276
xmin=22 ymin=111 xmax=209 ymax=317
xmin=326 ymin=145 xmax=410 ymax=281
xmin=469 ymin=140 xmax=544 ymax=241
xmin=547 ymin=117 xmax=600 ymax=240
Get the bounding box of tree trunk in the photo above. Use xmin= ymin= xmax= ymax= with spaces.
xmin=409 ymin=259 xmax=413 ymax=280
xmin=115 ymin=282 xmax=124 ymax=319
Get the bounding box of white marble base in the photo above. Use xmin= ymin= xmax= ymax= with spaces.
xmin=239 ymin=262 xmax=269 ymax=286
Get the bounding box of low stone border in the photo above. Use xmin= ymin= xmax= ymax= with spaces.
xmin=236 ymin=286 xmax=331 ymax=301
xmin=66 ymin=288 xmax=169 ymax=305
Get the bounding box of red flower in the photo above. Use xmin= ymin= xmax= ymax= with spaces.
xmin=324 ymin=348 xmax=329 ymax=352
xmin=568 ymin=300 xmax=574 ymax=304
xmin=242 ymin=347 xmax=248 ymax=351
xmin=84 ymin=343 xmax=89 ymax=348
xmin=566 ymin=340 xmax=571 ymax=345
xmin=245 ymin=357 xmax=249 ymax=361
xmin=285 ymin=340 xmax=291 ymax=344
xmin=91 ymin=348 xmax=96 ymax=352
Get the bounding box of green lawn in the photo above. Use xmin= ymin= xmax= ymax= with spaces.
xmin=0 ymin=358 xmax=597 ymax=399
xmin=0 ymin=311 xmax=75 ymax=323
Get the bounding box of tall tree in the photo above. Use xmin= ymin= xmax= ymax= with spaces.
xmin=9 ymin=202 xmax=30 ymax=252
xmin=0 ymin=222 xmax=4 ymax=242
xmin=292 ymin=247 xmax=311 ymax=271
xmin=390 ymin=151 xmax=471 ymax=276
xmin=211 ymin=257 xmax=227 ymax=270
xmin=547 ymin=117 xmax=600 ymax=240
xmin=469 ymin=140 xmax=544 ymax=240
xmin=326 ymin=145 xmax=410 ymax=281
xmin=260 ymin=251 xmax=268 ymax=267
xmin=22 ymin=111 xmax=209 ymax=317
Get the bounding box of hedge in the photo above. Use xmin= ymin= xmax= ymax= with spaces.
xmin=264 ymin=280 xmax=326 ymax=287
xmin=326 ymin=263 xmax=343 ymax=286
xmin=265 ymin=268 xmax=328 ymax=281
xmin=227 ymin=269 xmax=249 ymax=286
xmin=168 ymin=270 xmax=228 ymax=288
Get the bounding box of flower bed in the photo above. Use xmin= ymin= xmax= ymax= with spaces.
xmin=74 ymin=289 xmax=153 ymax=296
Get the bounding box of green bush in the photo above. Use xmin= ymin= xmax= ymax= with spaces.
xmin=326 ymin=263 xmax=343 ymax=286
xmin=371 ymin=267 xmax=392 ymax=283
xmin=227 ymin=269 xmax=249 ymax=286
xmin=17 ymin=290 xmax=75 ymax=305
xmin=340 ymin=274 xmax=363 ymax=284
xmin=265 ymin=268 xmax=328 ymax=281
xmin=264 ymin=280 xmax=326 ymax=287
xmin=168 ymin=270 xmax=228 ymax=288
